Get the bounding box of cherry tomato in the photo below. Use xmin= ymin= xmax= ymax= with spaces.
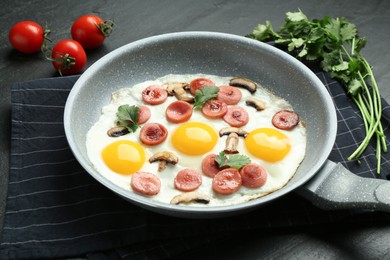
xmin=51 ymin=39 xmax=87 ymax=75
xmin=9 ymin=21 xmax=45 ymax=54
xmin=71 ymin=14 xmax=113 ymax=49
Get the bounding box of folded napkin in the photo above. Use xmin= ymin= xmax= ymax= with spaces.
xmin=2 ymin=62 xmax=390 ymax=259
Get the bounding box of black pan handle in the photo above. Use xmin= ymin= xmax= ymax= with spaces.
xmin=298 ymin=160 xmax=390 ymax=212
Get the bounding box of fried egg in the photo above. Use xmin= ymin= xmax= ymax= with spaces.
xmin=86 ymin=74 xmax=306 ymax=206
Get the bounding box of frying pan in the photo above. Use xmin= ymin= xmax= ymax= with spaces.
xmin=64 ymin=32 xmax=390 ymax=218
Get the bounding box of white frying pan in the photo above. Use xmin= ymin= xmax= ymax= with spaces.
xmin=64 ymin=32 xmax=390 ymax=217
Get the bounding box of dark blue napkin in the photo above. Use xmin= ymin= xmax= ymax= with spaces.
xmin=1 ymin=64 xmax=390 ymax=259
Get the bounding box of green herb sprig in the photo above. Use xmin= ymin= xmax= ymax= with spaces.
xmin=247 ymin=10 xmax=387 ymax=173
xmin=193 ymin=85 xmax=220 ymax=109
xmin=116 ymin=104 xmax=140 ymax=133
xmin=215 ymin=151 xmax=251 ymax=170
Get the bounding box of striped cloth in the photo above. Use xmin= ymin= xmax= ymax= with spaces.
xmin=1 ymin=63 xmax=390 ymax=259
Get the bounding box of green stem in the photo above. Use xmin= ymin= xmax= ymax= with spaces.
xmin=347 ymin=71 xmax=377 ymax=160
xmin=361 ymin=58 xmax=387 ymax=153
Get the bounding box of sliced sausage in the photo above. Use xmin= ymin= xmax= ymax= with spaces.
xmin=142 ymin=85 xmax=168 ymax=105
xmin=272 ymin=110 xmax=299 ymax=130
xmin=212 ymin=168 xmax=242 ymax=195
xmin=131 ymin=171 xmax=161 ymax=196
xmin=239 ymin=163 xmax=268 ymax=188
xmin=222 ymin=106 xmax=249 ymax=127
xmin=189 ymin=78 xmax=216 ymax=95
xmin=201 ymin=153 xmax=222 ymax=178
xmin=137 ymin=105 xmax=151 ymax=124
xmin=139 ymin=123 xmax=168 ymax=145
xmin=174 ymin=168 xmax=202 ymax=192
xmin=166 ymin=100 xmax=193 ymax=123
xmin=201 ymin=99 xmax=228 ymax=119
xmin=217 ymin=86 xmax=242 ymax=105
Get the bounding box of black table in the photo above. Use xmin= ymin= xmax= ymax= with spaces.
xmin=1 ymin=0 xmax=390 ymax=258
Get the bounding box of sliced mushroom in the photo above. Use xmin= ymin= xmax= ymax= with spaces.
xmin=107 ymin=126 xmax=129 ymax=137
xmin=219 ymin=127 xmax=248 ymax=138
xmin=224 ymin=132 xmax=239 ymax=154
xmin=246 ymin=97 xmax=266 ymax=111
xmin=229 ymin=77 xmax=257 ymax=94
xmin=173 ymin=86 xmax=195 ymax=103
xmin=170 ymin=191 xmax=211 ymax=205
xmin=164 ymin=82 xmax=189 ymax=95
xmin=149 ymin=151 xmax=179 ymax=172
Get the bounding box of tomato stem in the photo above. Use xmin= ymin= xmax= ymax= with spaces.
xmin=40 ymin=24 xmax=52 ymax=57
xmin=96 ymin=19 xmax=114 ymax=37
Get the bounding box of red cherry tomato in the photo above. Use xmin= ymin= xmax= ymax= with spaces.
xmin=51 ymin=39 xmax=87 ymax=75
xmin=9 ymin=21 xmax=45 ymax=54
xmin=71 ymin=14 xmax=113 ymax=49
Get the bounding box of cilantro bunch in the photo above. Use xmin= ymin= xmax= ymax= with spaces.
xmin=247 ymin=10 xmax=387 ymax=173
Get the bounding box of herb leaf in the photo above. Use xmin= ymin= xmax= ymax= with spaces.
xmin=215 ymin=151 xmax=251 ymax=170
xmin=193 ymin=85 xmax=220 ymax=109
xmin=116 ymin=104 xmax=140 ymax=133
xmin=246 ymin=10 xmax=387 ymax=173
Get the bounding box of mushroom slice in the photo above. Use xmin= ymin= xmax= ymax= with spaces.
xmin=149 ymin=151 xmax=179 ymax=171
xmin=246 ymin=97 xmax=266 ymax=111
xmin=173 ymin=86 xmax=195 ymax=103
xmin=224 ymin=132 xmax=239 ymax=154
xmin=219 ymin=127 xmax=248 ymax=138
xmin=164 ymin=82 xmax=189 ymax=96
xmin=107 ymin=126 xmax=129 ymax=137
xmin=170 ymin=192 xmax=211 ymax=205
xmin=229 ymin=77 xmax=257 ymax=94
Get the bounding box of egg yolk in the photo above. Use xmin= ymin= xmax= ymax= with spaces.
xmin=171 ymin=122 xmax=218 ymax=155
xmin=102 ymin=140 xmax=145 ymax=175
xmin=245 ymin=128 xmax=291 ymax=162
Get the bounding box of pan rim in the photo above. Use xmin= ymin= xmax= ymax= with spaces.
xmin=64 ymin=31 xmax=337 ymax=217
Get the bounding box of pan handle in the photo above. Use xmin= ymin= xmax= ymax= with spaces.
xmin=297 ymin=160 xmax=390 ymax=212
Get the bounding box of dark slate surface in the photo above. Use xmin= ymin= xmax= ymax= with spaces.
xmin=1 ymin=0 xmax=390 ymax=259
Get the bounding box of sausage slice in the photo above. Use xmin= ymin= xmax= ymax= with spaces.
xmin=272 ymin=110 xmax=299 ymax=130
xmin=239 ymin=163 xmax=268 ymax=188
xmin=212 ymin=168 xmax=242 ymax=195
xmin=131 ymin=171 xmax=161 ymax=196
xmin=222 ymin=106 xmax=249 ymax=127
xmin=174 ymin=168 xmax=202 ymax=192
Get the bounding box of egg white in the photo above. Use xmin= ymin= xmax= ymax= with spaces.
xmin=86 ymin=74 xmax=306 ymax=206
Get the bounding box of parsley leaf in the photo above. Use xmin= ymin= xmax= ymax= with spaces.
xmin=116 ymin=104 xmax=140 ymax=133
xmin=246 ymin=10 xmax=387 ymax=173
xmin=193 ymin=85 xmax=220 ymax=109
xmin=215 ymin=151 xmax=251 ymax=170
